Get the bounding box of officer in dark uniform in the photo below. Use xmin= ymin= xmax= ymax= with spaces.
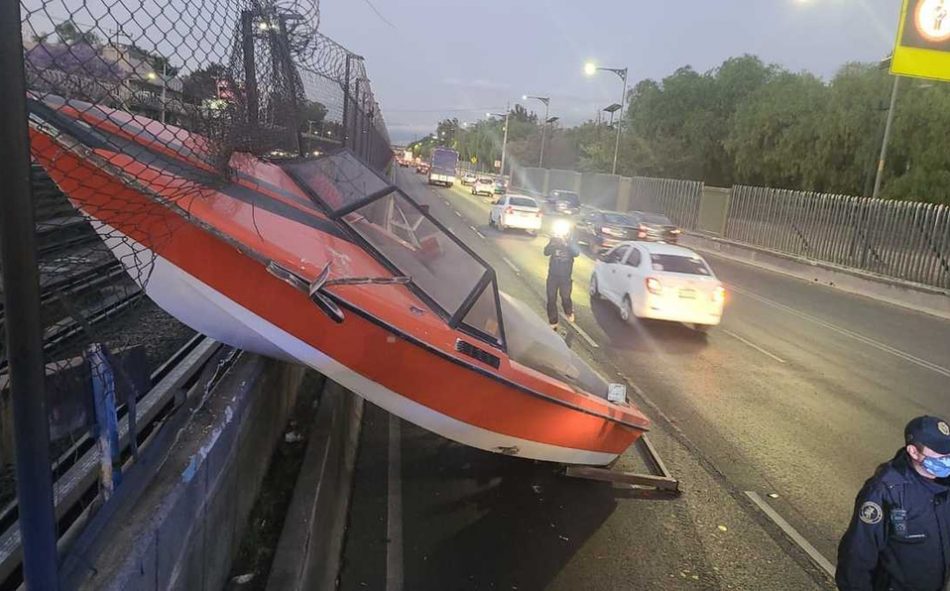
xmin=543 ymin=225 xmax=580 ymax=330
xmin=837 ymin=415 xmax=950 ymax=591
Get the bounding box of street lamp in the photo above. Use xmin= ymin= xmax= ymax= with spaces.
xmin=585 ymin=62 xmax=628 ymax=175
xmin=523 ymin=94 xmax=551 ymax=168
xmin=487 ymin=104 xmax=510 ymax=177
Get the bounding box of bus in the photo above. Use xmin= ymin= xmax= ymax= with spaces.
xmin=428 ymin=147 xmax=459 ymax=187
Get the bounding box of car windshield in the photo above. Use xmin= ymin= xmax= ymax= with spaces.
xmin=651 ymin=254 xmax=711 ymax=275
xmin=603 ymin=212 xmax=636 ymax=225
xmin=478 ymin=178 xmax=493 ymax=183
xmin=639 ymin=212 xmax=674 ymax=225
xmin=509 ymin=197 xmax=537 ymax=208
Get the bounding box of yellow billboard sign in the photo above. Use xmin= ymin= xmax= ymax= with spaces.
xmin=892 ymin=0 xmax=950 ymax=81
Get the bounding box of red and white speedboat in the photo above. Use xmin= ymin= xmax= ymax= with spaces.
xmin=28 ymin=96 xmax=651 ymax=465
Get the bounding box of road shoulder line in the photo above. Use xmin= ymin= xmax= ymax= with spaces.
xmin=721 ymin=328 xmax=786 ymax=364
xmin=745 ymin=491 xmax=836 ymax=579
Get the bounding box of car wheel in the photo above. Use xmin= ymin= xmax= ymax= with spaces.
xmin=589 ymin=274 xmax=600 ymax=299
xmin=620 ymin=295 xmax=636 ymax=325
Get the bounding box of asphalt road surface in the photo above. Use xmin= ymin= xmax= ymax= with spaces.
xmin=336 ymin=168 xmax=950 ymax=590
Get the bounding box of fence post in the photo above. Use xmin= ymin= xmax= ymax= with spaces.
xmin=0 ymin=0 xmax=61 ymax=585
xmin=342 ymin=54 xmax=351 ymax=149
xmin=241 ymin=10 xmax=259 ymax=131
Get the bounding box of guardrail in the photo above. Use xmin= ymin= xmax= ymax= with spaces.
xmin=511 ymin=165 xmax=949 ymax=291
xmin=726 ymin=185 xmax=950 ymax=290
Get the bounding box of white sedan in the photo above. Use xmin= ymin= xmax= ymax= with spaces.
xmin=472 ymin=177 xmax=495 ymax=197
xmin=489 ymin=195 xmax=543 ymax=234
xmin=589 ymin=241 xmax=725 ymax=332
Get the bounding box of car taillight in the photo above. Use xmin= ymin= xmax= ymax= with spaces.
xmin=637 ymin=231 xmax=647 ymax=239
xmin=645 ymin=277 xmax=663 ymax=295
xmin=713 ymin=286 xmax=726 ymax=303
xmin=505 ymin=206 xmax=514 ymax=214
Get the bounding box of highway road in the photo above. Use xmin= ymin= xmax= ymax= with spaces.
xmin=337 ymin=167 xmax=950 ymax=590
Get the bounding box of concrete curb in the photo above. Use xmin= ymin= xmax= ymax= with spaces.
xmin=682 ymin=232 xmax=950 ymax=321
xmin=265 ymin=381 xmax=364 ymax=591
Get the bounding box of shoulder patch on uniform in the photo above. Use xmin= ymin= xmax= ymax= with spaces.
xmin=859 ymin=501 xmax=883 ymax=525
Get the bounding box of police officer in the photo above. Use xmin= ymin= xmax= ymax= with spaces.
xmin=543 ymin=223 xmax=580 ymax=330
xmin=837 ymin=415 xmax=950 ymax=591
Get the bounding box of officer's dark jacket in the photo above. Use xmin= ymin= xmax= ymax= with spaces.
xmin=837 ymin=450 xmax=950 ymax=591
xmin=544 ymin=239 xmax=580 ymax=278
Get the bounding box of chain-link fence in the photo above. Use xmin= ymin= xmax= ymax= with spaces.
xmin=725 ymin=186 xmax=950 ymax=289
xmin=0 ymin=0 xmax=391 ymax=586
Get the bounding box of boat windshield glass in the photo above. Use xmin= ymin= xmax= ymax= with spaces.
xmin=345 ymin=191 xmax=502 ymax=343
xmin=284 ymin=151 xmax=389 ymax=213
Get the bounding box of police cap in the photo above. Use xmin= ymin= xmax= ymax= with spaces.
xmin=905 ymin=415 xmax=950 ymax=454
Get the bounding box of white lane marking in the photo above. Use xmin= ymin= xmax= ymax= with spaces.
xmin=566 ymin=319 xmax=599 ymax=349
xmin=731 ymin=285 xmax=950 ymax=378
xmin=745 ymin=491 xmax=836 ymax=578
xmin=722 ymin=328 xmax=786 ymax=364
xmin=468 ymin=225 xmax=486 ymax=239
xmin=386 ymin=414 xmax=404 ymax=591
xmin=454 ymin=210 xmax=463 ymax=218
xmin=501 ymin=256 xmax=521 ymax=275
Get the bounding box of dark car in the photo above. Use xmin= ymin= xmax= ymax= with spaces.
xmin=575 ymin=210 xmax=642 ymax=253
xmin=628 ymin=211 xmax=682 ymax=243
xmin=415 ymin=163 xmax=430 ymax=174
xmin=542 ymin=190 xmax=582 ymax=216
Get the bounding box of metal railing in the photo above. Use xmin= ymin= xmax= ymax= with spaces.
xmin=628 ymin=176 xmax=702 ymax=231
xmin=726 ymin=185 xmax=950 ymax=289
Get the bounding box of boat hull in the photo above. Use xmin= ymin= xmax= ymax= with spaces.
xmin=29 ymin=126 xmax=647 ymax=466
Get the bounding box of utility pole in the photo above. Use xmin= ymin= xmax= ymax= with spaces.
xmin=872 ymin=75 xmax=900 ymax=200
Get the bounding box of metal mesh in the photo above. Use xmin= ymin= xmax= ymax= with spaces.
xmin=726 ymin=186 xmax=950 ymax=289
xmin=1 ymin=0 xmax=392 ymax=586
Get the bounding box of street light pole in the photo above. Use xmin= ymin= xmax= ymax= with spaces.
xmin=873 ymin=75 xmax=900 ymax=200
xmin=523 ymin=95 xmax=550 ymax=168
xmin=488 ymin=104 xmax=510 ymax=177
xmin=585 ymin=63 xmax=628 ymax=175
xmin=160 ymin=61 xmax=167 ymax=124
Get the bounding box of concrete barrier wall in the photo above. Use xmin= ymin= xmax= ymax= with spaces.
xmin=698 ymin=186 xmax=731 ymax=235
xmin=66 ymin=355 xmax=306 ymax=591
xmin=581 ymin=173 xmax=621 ymax=210
xmin=548 ymin=169 xmax=581 ymax=195
xmin=521 ymin=168 xmax=548 ymax=196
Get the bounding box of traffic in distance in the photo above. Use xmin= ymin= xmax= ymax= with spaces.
xmin=397 ymin=149 xmax=720 ymax=333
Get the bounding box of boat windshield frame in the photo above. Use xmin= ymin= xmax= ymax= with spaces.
xmin=283 ymin=149 xmax=507 ymax=351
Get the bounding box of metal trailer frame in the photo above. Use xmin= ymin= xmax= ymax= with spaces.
xmin=563 ymin=434 xmax=680 ymax=496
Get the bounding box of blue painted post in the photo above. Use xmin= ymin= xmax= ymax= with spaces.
xmin=88 ymin=344 xmax=122 ymax=497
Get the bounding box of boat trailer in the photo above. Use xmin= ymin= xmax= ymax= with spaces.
xmin=563 ymin=435 xmax=680 ymax=497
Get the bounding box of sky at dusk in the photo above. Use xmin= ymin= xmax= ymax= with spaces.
xmin=318 ymin=0 xmax=903 ymax=144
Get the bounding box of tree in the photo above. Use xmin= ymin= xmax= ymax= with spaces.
xmin=53 ymin=20 xmax=101 ymax=46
